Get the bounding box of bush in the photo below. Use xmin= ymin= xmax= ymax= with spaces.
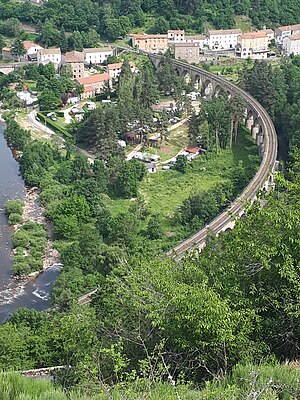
xmin=8 ymin=213 xmax=22 ymax=225
xmin=5 ymin=200 xmax=23 ymax=218
xmin=11 ymin=222 xmax=47 ymax=276
xmin=37 ymin=112 xmax=72 ymax=139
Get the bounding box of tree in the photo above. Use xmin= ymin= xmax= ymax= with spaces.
xmin=10 ymin=38 xmax=25 ymax=62
xmin=38 ymin=89 xmax=60 ymax=110
xmin=147 ymin=214 xmax=163 ymax=239
xmin=156 ymin=50 xmax=179 ymax=94
xmin=151 ymin=16 xmax=170 ymax=33
xmin=174 ymin=154 xmax=188 ymax=173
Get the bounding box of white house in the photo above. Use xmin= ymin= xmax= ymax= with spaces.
xmin=275 ymin=24 xmax=300 ymax=45
xmin=37 ymin=48 xmax=62 ymax=70
xmin=106 ymin=61 xmax=137 ymax=79
xmin=23 ymin=41 xmax=43 ymax=60
xmin=167 ymin=30 xmax=185 ymax=43
xmin=185 ymin=34 xmax=208 ymax=48
xmin=282 ymin=33 xmax=300 ymax=56
xmin=83 ymin=47 xmax=114 ymax=65
xmin=207 ymin=29 xmax=242 ymax=50
xmin=235 ymin=31 xmax=269 ymax=59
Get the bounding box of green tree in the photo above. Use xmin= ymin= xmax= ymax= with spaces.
xmin=11 ymin=38 xmax=25 ymax=61
xmin=38 ymin=89 xmax=60 ymax=110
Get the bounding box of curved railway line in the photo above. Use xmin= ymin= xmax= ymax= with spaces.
xmin=148 ymin=57 xmax=278 ymax=259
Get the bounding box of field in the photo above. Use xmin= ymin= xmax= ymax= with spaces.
xmin=107 ymin=128 xmax=259 ymax=245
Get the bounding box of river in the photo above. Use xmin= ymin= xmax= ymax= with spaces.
xmin=0 ymin=122 xmax=60 ymax=323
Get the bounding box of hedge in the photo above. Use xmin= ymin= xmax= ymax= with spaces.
xmin=37 ymin=112 xmax=72 ymax=139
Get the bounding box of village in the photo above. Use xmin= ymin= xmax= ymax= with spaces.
xmin=1 ymin=22 xmax=298 ymax=176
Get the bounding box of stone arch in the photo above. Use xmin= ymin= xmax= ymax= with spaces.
xmin=175 ymin=66 xmax=181 ymax=77
xmin=182 ymin=70 xmax=191 ymax=83
xmin=214 ymin=84 xmax=222 ymax=97
xmin=203 ymin=79 xmax=213 ymax=97
xmin=251 ymin=117 xmax=260 ymax=142
xmin=194 ymin=74 xmax=202 ymax=91
xmin=246 ymin=109 xmax=254 ymax=131
xmin=257 ymin=124 xmax=264 ymax=146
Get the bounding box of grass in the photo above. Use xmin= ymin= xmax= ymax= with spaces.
xmin=235 ymin=15 xmax=255 ymax=32
xmin=139 ymin=153 xmax=229 ymax=220
xmin=107 ymin=128 xmax=258 ymax=242
xmin=145 ymin=123 xmax=189 ymax=162
xmin=23 ymin=80 xmax=37 ymax=91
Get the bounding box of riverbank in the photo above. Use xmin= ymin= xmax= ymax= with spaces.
xmin=9 ymin=184 xmax=61 ymax=280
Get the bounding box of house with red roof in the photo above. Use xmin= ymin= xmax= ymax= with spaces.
xmin=23 ymin=41 xmax=44 ymax=60
xmin=76 ymin=73 xmax=112 ymax=99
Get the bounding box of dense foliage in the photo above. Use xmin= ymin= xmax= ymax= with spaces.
xmin=1 ymin=363 xmax=300 ymax=399
xmin=0 ymin=0 xmax=299 ymax=46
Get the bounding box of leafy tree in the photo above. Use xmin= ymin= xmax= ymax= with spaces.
xmin=10 ymin=38 xmax=25 ymax=61
xmin=174 ymin=154 xmax=188 ymax=173
xmin=38 ymin=89 xmax=61 ymax=110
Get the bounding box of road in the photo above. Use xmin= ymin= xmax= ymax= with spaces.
xmin=27 ymin=110 xmax=97 ymax=161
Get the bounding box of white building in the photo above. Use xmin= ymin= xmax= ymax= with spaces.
xmin=23 ymin=41 xmax=43 ymax=60
xmin=235 ymin=31 xmax=269 ymax=59
xmin=37 ymin=48 xmax=62 ymax=70
xmin=264 ymin=29 xmax=275 ymax=44
xmin=185 ymin=34 xmax=208 ymax=48
xmin=167 ymin=30 xmax=185 ymax=43
xmin=275 ymin=24 xmax=300 ymax=45
xmin=106 ymin=61 xmax=137 ymax=80
xmin=207 ymin=29 xmax=242 ymax=50
xmin=282 ymin=33 xmax=300 ymax=56
xmin=83 ymin=47 xmax=114 ymax=65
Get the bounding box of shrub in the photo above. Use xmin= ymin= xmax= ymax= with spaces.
xmin=4 ymin=200 xmax=23 ymax=218
xmin=8 ymin=213 xmax=22 ymax=225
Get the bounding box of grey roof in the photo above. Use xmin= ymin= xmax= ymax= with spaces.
xmin=84 ymin=47 xmax=113 ymax=53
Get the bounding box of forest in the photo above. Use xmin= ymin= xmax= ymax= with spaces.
xmin=0 ymin=49 xmax=300 ymax=397
xmin=0 ymin=0 xmax=299 ymax=45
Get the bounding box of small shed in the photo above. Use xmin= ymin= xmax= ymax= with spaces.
xmin=145 ymin=162 xmax=157 ymax=173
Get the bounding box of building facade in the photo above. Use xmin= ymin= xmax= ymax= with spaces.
xmin=174 ymin=42 xmax=200 ymax=64
xmin=65 ymin=51 xmax=85 ymax=79
xmin=23 ymin=41 xmax=44 ymax=60
xmin=37 ymin=48 xmax=62 ymax=70
xmin=185 ymin=34 xmax=208 ymax=48
xmin=235 ymin=31 xmax=269 ymax=59
xmin=207 ymin=29 xmax=242 ymax=50
xmin=167 ymin=30 xmax=185 ymax=42
xmin=282 ymin=33 xmax=300 ymax=56
xmin=83 ymin=47 xmax=113 ymax=65
xmin=76 ymin=73 xmax=112 ymax=99
xmin=275 ymin=24 xmax=300 ymax=45
xmin=106 ymin=61 xmax=136 ymax=79
xmin=129 ymin=34 xmax=169 ymax=54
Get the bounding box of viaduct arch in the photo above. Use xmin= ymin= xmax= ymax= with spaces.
xmin=149 ymin=55 xmax=278 ymax=259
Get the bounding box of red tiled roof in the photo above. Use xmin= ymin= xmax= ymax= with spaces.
xmin=239 ymin=31 xmax=268 ymax=39
xmin=23 ymin=41 xmax=43 ymax=50
xmin=129 ymin=34 xmax=168 ymax=39
xmin=107 ymin=61 xmax=135 ymax=70
xmin=277 ymin=24 xmax=300 ymax=32
xmin=185 ymin=147 xmax=200 ymax=154
xmin=77 ymin=73 xmax=111 ymax=85
xmin=84 ymin=85 xmax=94 ymax=92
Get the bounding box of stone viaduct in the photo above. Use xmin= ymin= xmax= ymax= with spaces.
xmin=149 ymin=55 xmax=278 ymax=259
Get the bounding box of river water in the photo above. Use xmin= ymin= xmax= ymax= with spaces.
xmin=0 ymin=122 xmax=60 ymax=323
